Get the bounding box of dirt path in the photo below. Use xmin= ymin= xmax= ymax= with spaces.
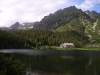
xmin=93 ymin=19 xmax=98 ymax=30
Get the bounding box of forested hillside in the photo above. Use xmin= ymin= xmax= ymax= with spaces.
xmin=0 ymin=30 xmax=89 ymax=49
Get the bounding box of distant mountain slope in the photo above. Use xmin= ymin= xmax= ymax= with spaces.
xmin=0 ymin=22 xmax=35 ymax=30
xmin=85 ymin=10 xmax=100 ymax=18
xmin=33 ymin=6 xmax=95 ymax=30
xmin=10 ymin=22 xmax=34 ymax=30
xmin=0 ymin=6 xmax=100 ymax=32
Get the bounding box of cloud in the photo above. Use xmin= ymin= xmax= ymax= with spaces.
xmin=76 ymin=0 xmax=100 ymax=10
xmin=0 ymin=10 xmax=2 ymax=13
xmin=0 ymin=0 xmax=68 ymax=27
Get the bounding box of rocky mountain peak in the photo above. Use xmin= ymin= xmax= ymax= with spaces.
xmin=84 ymin=10 xmax=100 ymax=18
xmin=33 ymin=6 xmax=89 ymax=29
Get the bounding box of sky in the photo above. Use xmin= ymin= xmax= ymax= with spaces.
xmin=0 ymin=0 xmax=100 ymax=27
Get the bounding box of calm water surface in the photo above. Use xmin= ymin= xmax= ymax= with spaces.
xmin=1 ymin=49 xmax=100 ymax=75
xmin=0 ymin=49 xmax=100 ymax=56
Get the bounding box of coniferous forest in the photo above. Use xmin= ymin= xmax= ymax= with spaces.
xmin=0 ymin=30 xmax=89 ymax=49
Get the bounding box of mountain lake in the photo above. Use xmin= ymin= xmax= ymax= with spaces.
xmin=0 ymin=49 xmax=100 ymax=75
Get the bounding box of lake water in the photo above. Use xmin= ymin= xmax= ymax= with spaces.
xmin=0 ymin=49 xmax=100 ymax=56
xmin=1 ymin=49 xmax=100 ymax=75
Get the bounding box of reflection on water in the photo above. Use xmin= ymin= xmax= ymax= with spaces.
xmin=1 ymin=49 xmax=100 ymax=75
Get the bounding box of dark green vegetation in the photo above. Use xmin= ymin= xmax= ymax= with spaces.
xmin=0 ymin=29 xmax=89 ymax=49
xmin=0 ymin=53 xmax=26 ymax=75
xmin=14 ymin=53 xmax=100 ymax=75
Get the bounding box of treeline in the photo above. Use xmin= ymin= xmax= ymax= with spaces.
xmin=0 ymin=30 xmax=89 ymax=49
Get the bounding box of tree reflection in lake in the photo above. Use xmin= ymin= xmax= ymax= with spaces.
xmin=5 ymin=53 xmax=100 ymax=75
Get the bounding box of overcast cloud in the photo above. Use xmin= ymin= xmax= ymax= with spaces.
xmin=0 ymin=0 xmax=100 ymax=27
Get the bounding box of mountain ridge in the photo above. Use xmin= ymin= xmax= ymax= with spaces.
xmin=0 ymin=22 xmax=35 ymax=30
xmin=0 ymin=6 xmax=100 ymax=35
xmin=33 ymin=6 xmax=100 ymax=30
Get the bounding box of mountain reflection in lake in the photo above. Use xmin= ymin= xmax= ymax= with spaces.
xmin=1 ymin=49 xmax=100 ymax=75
